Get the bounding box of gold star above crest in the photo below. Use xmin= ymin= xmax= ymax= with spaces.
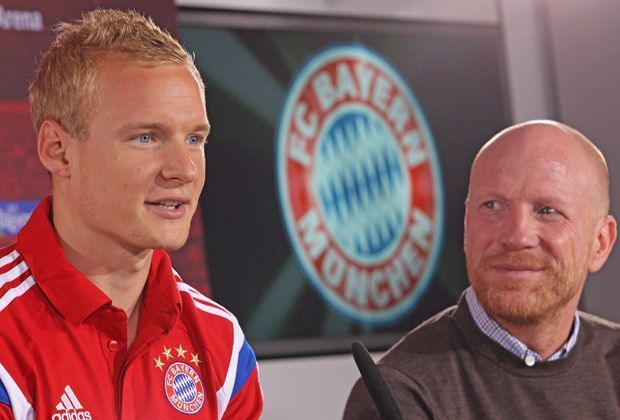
xmin=190 ymin=353 xmax=202 ymax=367
xmin=162 ymin=346 xmax=173 ymax=360
xmin=154 ymin=356 xmax=164 ymax=371
xmin=176 ymin=344 xmax=187 ymax=359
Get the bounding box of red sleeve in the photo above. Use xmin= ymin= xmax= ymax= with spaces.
xmin=0 ymin=402 xmax=14 ymax=420
xmin=221 ymin=368 xmax=263 ymax=420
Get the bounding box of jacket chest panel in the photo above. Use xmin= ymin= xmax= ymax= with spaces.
xmin=30 ymin=324 xmax=218 ymax=419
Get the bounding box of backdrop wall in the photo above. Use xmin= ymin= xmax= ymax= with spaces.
xmin=172 ymin=1 xmax=618 ymax=418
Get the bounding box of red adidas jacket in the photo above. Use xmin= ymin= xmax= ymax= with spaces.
xmin=0 ymin=198 xmax=263 ymax=419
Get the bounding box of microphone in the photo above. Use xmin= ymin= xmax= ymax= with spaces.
xmin=351 ymin=340 xmax=404 ymax=420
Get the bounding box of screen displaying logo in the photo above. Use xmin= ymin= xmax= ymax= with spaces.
xmin=277 ymin=44 xmax=444 ymax=325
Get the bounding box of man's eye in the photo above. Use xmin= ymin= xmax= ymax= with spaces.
xmin=482 ymin=201 xmax=497 ymax=209
xmin=539 ymin=206 xmax=557 ymax=215
xmin=187 ymin=135 xmax=202 ymax=145
xmin=137 ymin=134 xmax=152 ymax=144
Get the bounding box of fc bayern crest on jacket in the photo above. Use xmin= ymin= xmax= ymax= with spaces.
xmin=156 ymin=344 xmax=206 ymax=414
xmin=277 ymin=44 xmax=444 ymax=325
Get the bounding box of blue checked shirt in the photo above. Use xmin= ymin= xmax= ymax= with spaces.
xmin=465 ymin=287 xmax=580 ymax=365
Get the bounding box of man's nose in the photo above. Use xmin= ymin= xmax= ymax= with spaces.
xmin=161 ymin=140 xmax=197 ymax=183
xmin=498 ymin=207 xmax=539 ymax=250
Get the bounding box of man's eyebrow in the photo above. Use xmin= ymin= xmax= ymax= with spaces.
xmin=119 ymin=122 xmax=165 ymax=133
xmin=119 ymin=122 xmax=211 ymax=133
xmin=193 ymin=123 xmax=211 ymax=134
xmin=471 ymin=190 xmax=506 ymax=200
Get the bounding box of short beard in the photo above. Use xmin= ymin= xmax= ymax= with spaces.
xmin=467 ymin=252 xmax=586 ymax=325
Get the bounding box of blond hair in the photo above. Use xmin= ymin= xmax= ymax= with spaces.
xmin=29 ymin=9 xmax=204 ymax=139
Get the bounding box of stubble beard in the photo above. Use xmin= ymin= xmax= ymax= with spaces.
xmin=467 ymin=252 xmax=587 ymax=325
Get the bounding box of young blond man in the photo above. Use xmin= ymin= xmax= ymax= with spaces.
xmin=0 ymin=9 xmax=262 ymax=419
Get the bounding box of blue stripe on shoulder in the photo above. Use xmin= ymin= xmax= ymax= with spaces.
xmin=231 ymin=339 xmax=257 ymax=399
xmin=0 ymin=379 xmax=10 ymax=407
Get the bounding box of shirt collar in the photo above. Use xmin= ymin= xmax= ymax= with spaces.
xmin=142 ymin=249 xmax=182 ymax=332
xmin=465 ymin=287 xmax=580 ymax=362
xmin=16 ymin=196 xmax=181 ymax=328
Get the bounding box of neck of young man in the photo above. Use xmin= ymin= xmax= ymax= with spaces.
xmin=53 ymin=222 xmax=152 ymax=347
xmin=493 ymin=298 xmax=580 ymax=361
xmin=86 ymin=258 xmax=150 ymax=347
xmin=62 ymin=238 xmax=151 ymax=347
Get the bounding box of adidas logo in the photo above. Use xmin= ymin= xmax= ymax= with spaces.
xmin=51 ymin=385 xmax=92 ymax=420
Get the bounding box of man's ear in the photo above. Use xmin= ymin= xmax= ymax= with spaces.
xmin=588 ymin=215 xmax=618 ymax=273
xmin=37 ymin=120 xmax=74 ymax=178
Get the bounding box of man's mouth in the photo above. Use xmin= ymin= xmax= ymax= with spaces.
xmin=156 ymin=201 xmax=182 ymax=210
xmin=145 ymin=198 xmax=190 ymax=212
xmin=493 ymin=264 xmax=544 ymax=271
xmin=144 ymin=199 xmax=189 ymax=219
xmin=483 ymin=253 xmax=550 ymax=271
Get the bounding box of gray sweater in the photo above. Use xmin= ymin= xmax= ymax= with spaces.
xmin=343 ymin=296 xmax=620 ymax=419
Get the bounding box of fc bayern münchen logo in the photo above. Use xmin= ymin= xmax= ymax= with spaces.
xmin=164 ymin=362 xmax=205 ymax=414
xmin=277 ymin=44 xmax=444 ymax=325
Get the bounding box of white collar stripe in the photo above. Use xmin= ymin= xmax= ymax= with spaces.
xmin=177 ymin=282 xmax=231 ymax=315
xmin=190 ymin=299 xmax=235 ymax=323
xmin=0 ymin=261 xmax=28 ymax=289
xmin=0 ymin=276 xmax=35 ymax=312
xmin=0 ymin=250 xmax=20 ymax=268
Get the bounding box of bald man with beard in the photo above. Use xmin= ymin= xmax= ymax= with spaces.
xmin=344 ymin=120 xmax=619 ymax=419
